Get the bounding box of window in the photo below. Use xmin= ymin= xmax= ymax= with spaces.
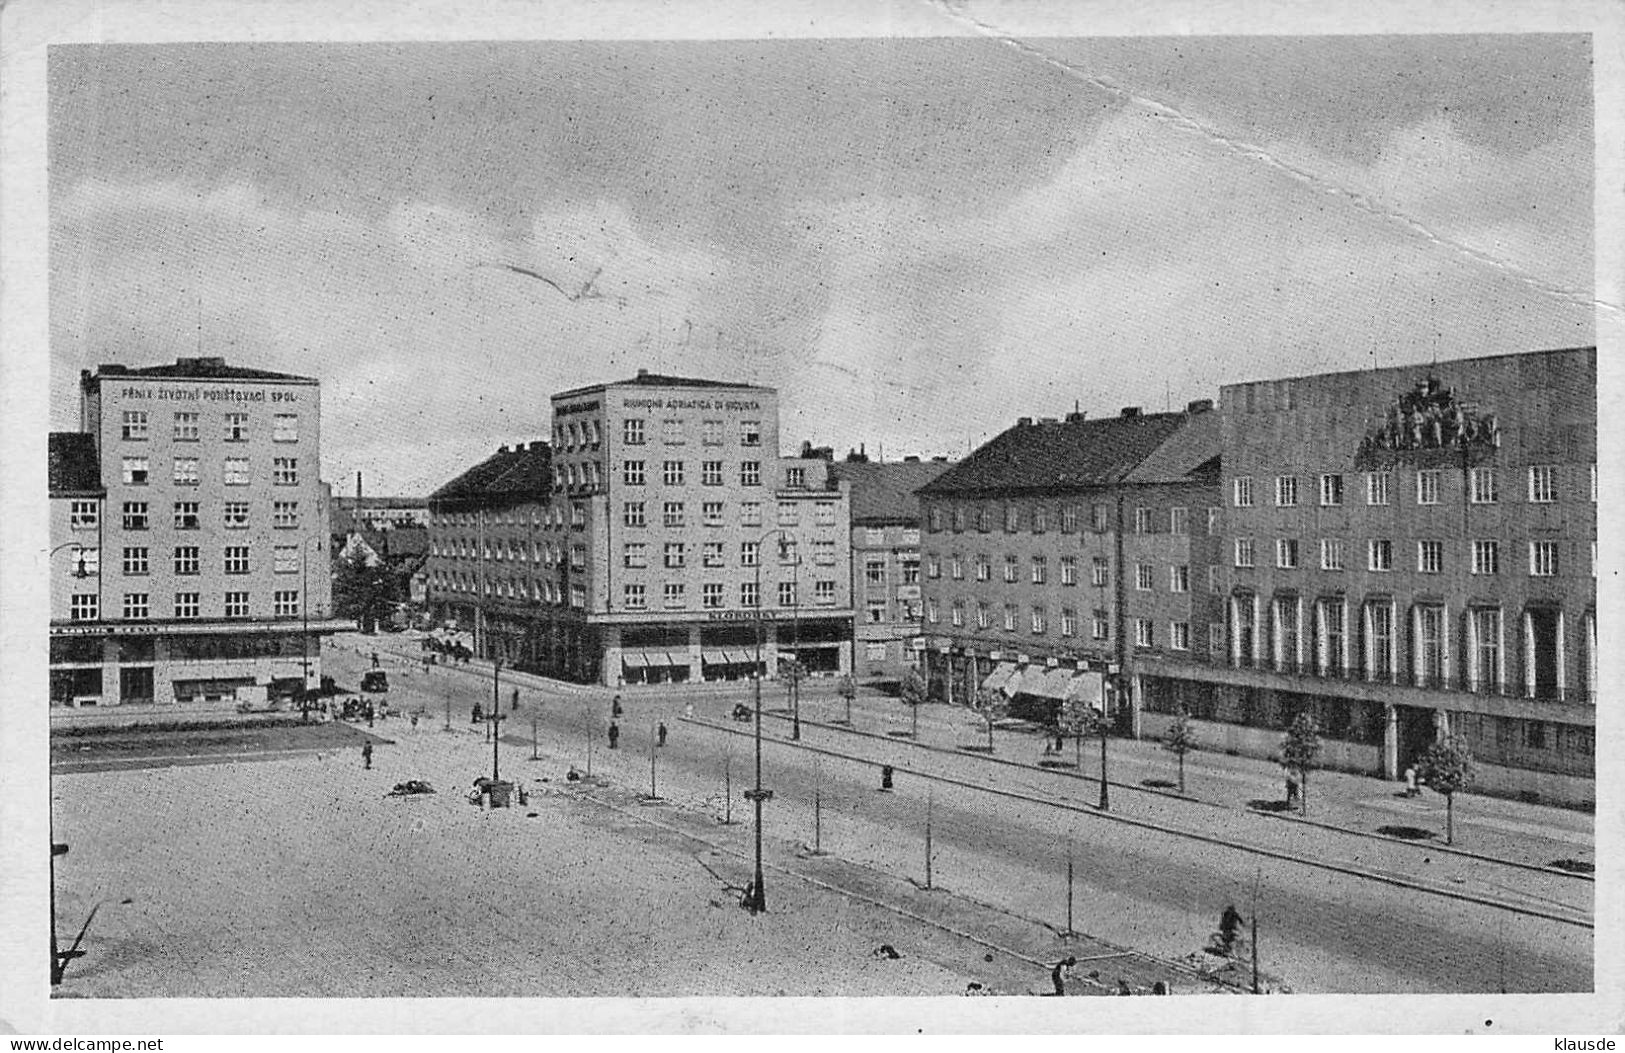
xmin=702 ymin=542 xmax=724 ymax=568
xmin=1319 ymin=474 xmax=1343 ymax=506
xmin=223 ymin=546 xmax=250 ymax=575
xmin=1234 ymin=538 xmax=1255 ymax=568
xmin=1170 ymin=507 xmax=1188 ymax=535
xmin=1471 ymin=608 xmax=1502 ymax=691
xmin=863 ymin=527 xmax=886 ymax=546
xmin=1529 ymin=541 xmax=1559 ymax=577
xmin=1032 ymin=507 xmax=1048 ymax=534
xmin=1004 ymin=505 xmax=1020 ymax=532
xmin=1061 ymin=506 xmax=1079 ymax=533
xmin=1092 ymin=610 xmax=1110 ymax=641
xmin=122 ymin=457 xmax=149 ymax=485
xmin=1061 ymin=608 xmax=1077 ymax=636
xmin=70 ymin=594 xmax=98 ymax=621
xmin=1317 ymin=599 xmax=1347 ymax=673
xmin=663 ymin=501 xmax=685 ymax=527
xmin=171 ymin=411 xmax=199 ymax=441
xmin=1274 ymin=476 xmax=1298 ymax=507
xmin=1170 ymin=622 xmax=1190 ymax=651
xmin=1003 ymin=605 xmax=1017 ymax=632
xmin=701 ymin=460 xmax=724 ymax=487
xmin=697 ymin=419 xmax=722 ymax=446
xmin=1003 ymin=556 xmax=1018 ymax=583
xmin=224 ymin=592 xmax=250 ymax=619
xmin=168 ymin=501 xmax=200 ymax=530
xmin=1417 ymin=540 xmax=1444 ymax=574
xmin=1031 ymin=607 xmax=1047 ymax=634
xmin=1366 ymin=471 xmax=1391 ymax=506
xmin=69 ymin=545 xmax=100 ymax=575
xmin=1091 ymin=557 xmax=1109 ymax=587
xmin=273 ymin=458 xmax=298 ymax=486
xmin=616 ymin=501 xmax=642 ymax=529
xmin=224 ymin=502 xmax=250 ymax=529
xmin=786 ymin=467 xmax=807 ymax=489
xmin=623 ymin=583 xmax=646 ymax=609
xmin=1528 ymin=465 xmax=1557 ymax=503
xmin=865 ymin=558 xmax=886 ymax=585
xmin=224 ymin=458 xmax=250 ymax=486
xmin=1472 ymin=540 xmax=1500 ymax=576
xmin=1416 ymin=605 xmax=1446 ymax=685
xmin=740 ymin=541 xmax=760 ymax=567
xmin=122 ymin=546 xmax=149 ymax=576
xmin=176 ymin=592 xmax=203 ymax=619
xmin=1320 ymin=539 xmax=1344 ymax=571
xmin=1169 ymin=565 xmax=1189 ymax=593
xmin=926 ymin=555 xmax=941 ymax=580
xmin=664 ymin=542 xmax=686 ymax=569
xmin=950 ymin=601 xmax=965 ymax=627
xmin=172 ymin=457 xmax=200 ymax=486
xmin=1206 ymin=566 xmax=1221 ymax=595
xmin=740 ymin=421 xmax=761 ymax=447
xmin=778 ymin=581 xmax=798 ymax=607
xmin=122 ymin=593 xmax=149 ymax=619
xmin=1210 ymin=622 xmax=1226 ymax=655
xmin=1135 ymin=618 xmax=1154 ymax=648
xmin=1091 ymin=504 xmax=1111 ymax=532
xmin=272 ymin=501 xmax=297 ymax=529
xmin=224 ymin=413 xmax=249 ymax=442
xmin=1060 ymin=556 xmax=1077 ymax=585
xmin=734 ymin=581 xmax=758 ymax=610
xmin=1135 ymin=563 xmax=1154 ymax=591
xmin=623 ymin=460 xmax=646 ymax=486
xmin=1133 ymin=507 xmax=1152 ymax=534
xmin=661 ymin=418 xmax=685 ymax=445
xmin=273 ymin=546 xmax=297 ymax=574
xmin=952 ymin=508 xmax=966 ymax=533
xmin=702 ymin=582 xmax=725 ymax=609
xmin=901 ymin=556 xmax=920 ymax=584
xmin=121 ymin=410 xmax=148 ymax=441
xmin=1416 ymin=470 xmax=1440 ymax=505
xmin=740 ymin=461 xmax=761 ymax=487
xmin=623 ymin=543 xmax=648 ymax=569
xmin=1233 ymin=477 xmax=1254 ymax=507
xmin=1207 ymin=507 xmax=1220 ymax=535
xmin=1275 ymin=539 xmax=1298 ymax=569
xmin=656 ymin=582 xmax=683 ymax=609
xmin=778 ymin=502 xmax=799 ymax=526
xmin=71 ymin=501 xmax=98 ymax=529
xmin=1469 ymin=468 xmax=1498 ymax=504
xmin=926 ymin=600 xmax=939 ymax=625
xmin=1367 ymin=602 xmax=1395 ymax=680
xmin=624 ymin=419 xmax=646 ymax=445
xmin=977 ymin=508 xmax=992 ymax=532
xmin=1369 ymin=539 xmax=1392 ymax=572
xmin=273 ymin=414 xmax=298 ymax=442
xmin=779 ymin=539 xmax=800 ymax=565
xmin=740 ymin=501 xmax=762 ymax=527
xmin=815 ymin=502 xmax=836 ymax=526
xmin=661 ymin=460 xmax=684 ymax=486
xmin=1031 ymin=557 xmax=1047 ymax=584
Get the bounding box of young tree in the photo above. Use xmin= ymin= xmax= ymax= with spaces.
xmin=1056 ymin=696 xmax=1094 ymax=769
xmin=332 ymin=552 xmax=394 ymax=633
xmin=1416 ymin=735 xmax=1475 ymax=845
xmin=837 ymin=674 xmax=857 ymax=725
xmin=970 ymin=687 xmax=1008 ymax=752
xmin=1279 ymin=712 xmax=1322 ymax=816
xmin=899 ymin=668 xmax=927 ymax=739
xmin=1162 ymin=709 xmax=1198 ymax=794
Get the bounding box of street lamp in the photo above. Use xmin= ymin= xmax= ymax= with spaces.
xmin=490 ymin=659 xmax=504 ymax=782
xmin=744 ymin=528 xmax=795 ymax=914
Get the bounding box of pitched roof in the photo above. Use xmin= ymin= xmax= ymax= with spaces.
xmin=429 ymin=442 xmax=552 ymax=508
xmin=553 ymin=370 xmax=772 ymax=400
xmin=917 ymin=412 xmax=1197 ymax=497
xmin=48 ymin=433 xmax=103 ymax=495
xmin=89 ymin=357 xmax=316 ymax=384
xmin=829 ymin=459 xmax=956 ymax=524
xmin=1122 ymin=407 xmax=1222 ymax=484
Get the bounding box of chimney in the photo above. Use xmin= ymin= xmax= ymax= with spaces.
xmin=1120 ymin=406 xmax=1142 ymax=418
xmin=1186 ymin=398 xmax=1214 ymax=414
xmin=1039 ymin=417 xmax=1059 ymax=425
xmin=355 ymin=471 xmax=362 ymax=501
xmin=932 ymin=456 xmax=948 ymax=463
xmin=903 ymin=455 xmax=921 ymax=463
xmin=637 ymin=368 xmax=649 ymax=378
xmin=1017 ymin=416 xmax=1034 ymax=427
xmin=1065 ymin=410 xmax=1087 ymax=423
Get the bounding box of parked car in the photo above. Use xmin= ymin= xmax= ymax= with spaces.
xmin=361 ymin=670 xmax=389 ymax=694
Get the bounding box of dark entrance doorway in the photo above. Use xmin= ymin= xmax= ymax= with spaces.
xmin=1528 ymin=608 xmax=1560 ymax=700
xmin=119 ymin=666 xmax=154 ymax=705
xmin=1395 ymin=705 xmax=1435 ymax=772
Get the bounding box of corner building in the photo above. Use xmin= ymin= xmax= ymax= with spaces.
xmin=1140 ymin=347 xmax=1595 ymax=806
xmin=50 ymin=357 xmax=342 ymax=712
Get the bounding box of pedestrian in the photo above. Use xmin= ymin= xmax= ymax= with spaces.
xmin=1404 ymin=765 xmax=1419 ymax=797
xmin=1219 ymin=904 xmax=1244 ymax=955
xmin=1054 ymin=729 xmax=1065 ymax=754
xmin=608 ymin=722 xmax=620 ymax=750
xmin=657 ymin=722 xmax=668 ymax=747
xmin=372 ymin=652 xmax=380 ymax=669
xmin=1285 ymin=776 xmax=1299 ymax=807
xmin=684 ymin=702 xmax=695 ymax=721
xmin=361 ymin=742 xmax=373 ymax=770
xmin=365 ymin=702 xmax=375 ymax=728
xmin=1051 ymin=955 xmax=1077 ymax=996
xmin=612 ymin=695 xmax=624 ymax=718
xmin=472 ymin=702 xmax=483 ymax=724
xmin=511 ymin=687 xmax=520 ymax=712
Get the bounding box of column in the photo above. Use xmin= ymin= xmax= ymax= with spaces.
xmin=1363 ymin=603 xmax=1375 ymax=682
xmin=1554 ymin=611 xmax=1567 ymax=701
xmin=1465 ymin=609 xmax=1479 ymax=693
xmin=1230 ymin=596 xmax=1242 ymax=666
xmin=687 ymin=624 xmax=704 ymax=683
xmin=1382 ymin=703 xmax=1399 ymax=780
xmin=1130 ymin=671 xmax=1144 ymax=740
xmin=1341 ymin=600 xmax=1353 ymax=677
xmin=1413 ymin=606 xmax=1425 ymax=686
xmin=1440 ymin=605 xmax=1451 ymax=687
xmin=1586 ymin=612 xmax=1597 ymax=701
xmin=1523 ymin=610 xmax=1536 ymax=698
xmin=1253 ymin=595 xmax=1264 ymax=666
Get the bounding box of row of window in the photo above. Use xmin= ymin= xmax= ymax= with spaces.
xmin=433 ymin=571 xmax=583 ymax=607
xmin=620 ymin=500 xmax=835 ymax=529
xmin=614 ymin=459 xmax=768 ymax=488
xmin=622 ymin=579 xmax=837 ymax=611
xmin=926 ymin=553 xmax=1113 ymax=587
xmin=72 ymin=500 xmax=301 ymax=531
xmin=555 ymin=417 xmax=764 ymax=451
xmin=120 ymin=410 xmax=300 ymax=444
xmin=64 ymin=544 xmax=311 ymax=577
xmin=862 ymin=556 xmax=922 ymax=585
xmin=67 ymin=590 xmax=301 ymax=621
xmin=1232 ymin=537 xmax=1579 ymax=577
xmin=1232 ymin=465 xmax=1594 ymax=508
xmin=622 ymin=540 xmax=838 ymax=569
xmin=119 ymin=456 xmax=300 ymax=487
xmin=926 ymin=599 xmax=1118 ymax=643
xmin=928 ymin=502 xmax=1218 ymax=537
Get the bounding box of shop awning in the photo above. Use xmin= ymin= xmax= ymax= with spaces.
xmin=1001 ymin=666 xmax=1031 ymax=697
xmin=621 ymin=653 xmax=650 ymax=669
xmin=981 ymin=662 xmax=1017 ymax=694
xmin=1063 ymin=670 xmax=1105 ymax=710
xmin=702 ymin=650 xmax=731 ymax=665
xmin=726 ymin=650 xmax=753 ymax=666
xmin=1018 ymin=667 xmax=1076 ymax=700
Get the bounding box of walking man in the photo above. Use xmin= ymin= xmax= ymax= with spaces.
xmin=1051 ymin=956 xmax=1077 ymax=996
xmin=657 ymin=722 xmax=668 ymax=747
xmin=511 ymin=687 xmax=520 ymax=712
xmin=361 ymin=741 xmax=373 ymax=770
xmin=608 ymin=722 xmax=620 ymax=749
xmin=612 ymin=695 xmax=624 ymax=719
xmin=371 ymin=652 xmax=380 ymax=669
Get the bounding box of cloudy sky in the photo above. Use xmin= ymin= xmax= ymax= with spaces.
xmin=49 ymin=34 xmax=1593 ymax=495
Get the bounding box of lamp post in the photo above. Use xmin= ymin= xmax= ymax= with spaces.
xmin=790 ymin=548 xmax=802 ymax=741
xmin=490 ymin=659 xmax=504 ymax=782
xmin=743 ymin=528 xmax=794 ymax=914
xmin=300 ymin=540 xmax=312 ymax=722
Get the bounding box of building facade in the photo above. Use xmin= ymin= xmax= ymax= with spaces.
xmin=917 ymin=403 xmax=1222 ymax=729
xmin=427 ymin=371 xmax=854 ymax=686
xmin=829 ymin=455 xmax=954 ymax=681
xmin=1139 ymin=347 xmax=1596 ymax=805
xmin=49 ymin=357 xmax=343 ymax=711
